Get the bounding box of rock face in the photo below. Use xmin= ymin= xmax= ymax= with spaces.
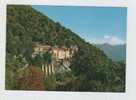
xmin=17 ymin=66 xmax=45 ymax=90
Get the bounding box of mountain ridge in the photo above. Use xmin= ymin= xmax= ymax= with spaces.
xmin=96 ymin=43 xmax=126 ymax=61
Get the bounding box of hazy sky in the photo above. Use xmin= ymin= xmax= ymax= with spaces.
xmin=32 ymin=5 xmax=127 ymax=45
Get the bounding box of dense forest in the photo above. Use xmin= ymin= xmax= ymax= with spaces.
xmin=6 ymin=5 xmax=125 ymax=92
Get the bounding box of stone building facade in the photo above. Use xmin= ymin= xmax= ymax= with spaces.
xmin=32 ymin=43 xmax=78 ymax=76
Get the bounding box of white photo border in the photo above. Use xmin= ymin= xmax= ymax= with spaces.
xmin=1 ymin=0 xmax=136 ymax=100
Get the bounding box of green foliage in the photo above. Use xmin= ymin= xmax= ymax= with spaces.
xmin=70 ymin=43 xmax=125 ymax=92
xmin=43 ymin=52 xmax=52 ymax=64
xmin=44 ymin=75 xmax=57 ymax=90
xmin=5 ymin=54 xmax=27 ymax=90
xmin=31 ymin=52 xmax=52 ymax=69
xmin=31 ymin=54 xmax=43 ymax=68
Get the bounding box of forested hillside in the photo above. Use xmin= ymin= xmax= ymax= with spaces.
xmin=6 ymin=5 xmax=125 ymax=92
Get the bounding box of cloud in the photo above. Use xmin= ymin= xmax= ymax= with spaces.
xmin=104 ymin=35 xmax=110 ymax=39
xmin=103 ymin=35 xmax=125 ymax=45
xmin=87 ymin=35 xmax=125 ymax=45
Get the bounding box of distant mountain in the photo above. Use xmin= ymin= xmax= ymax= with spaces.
xmin=96 ymin=43 xmax=126 ymax=61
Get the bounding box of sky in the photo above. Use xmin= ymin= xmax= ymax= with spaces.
xmin=32 ymin=5 xmax=127 ymax=45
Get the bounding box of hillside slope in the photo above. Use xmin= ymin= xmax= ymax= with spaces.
xmin=7 ymin=5 xmax=83 ymax=58
xmin=6 ymin=5 xmax=109 ymax=70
